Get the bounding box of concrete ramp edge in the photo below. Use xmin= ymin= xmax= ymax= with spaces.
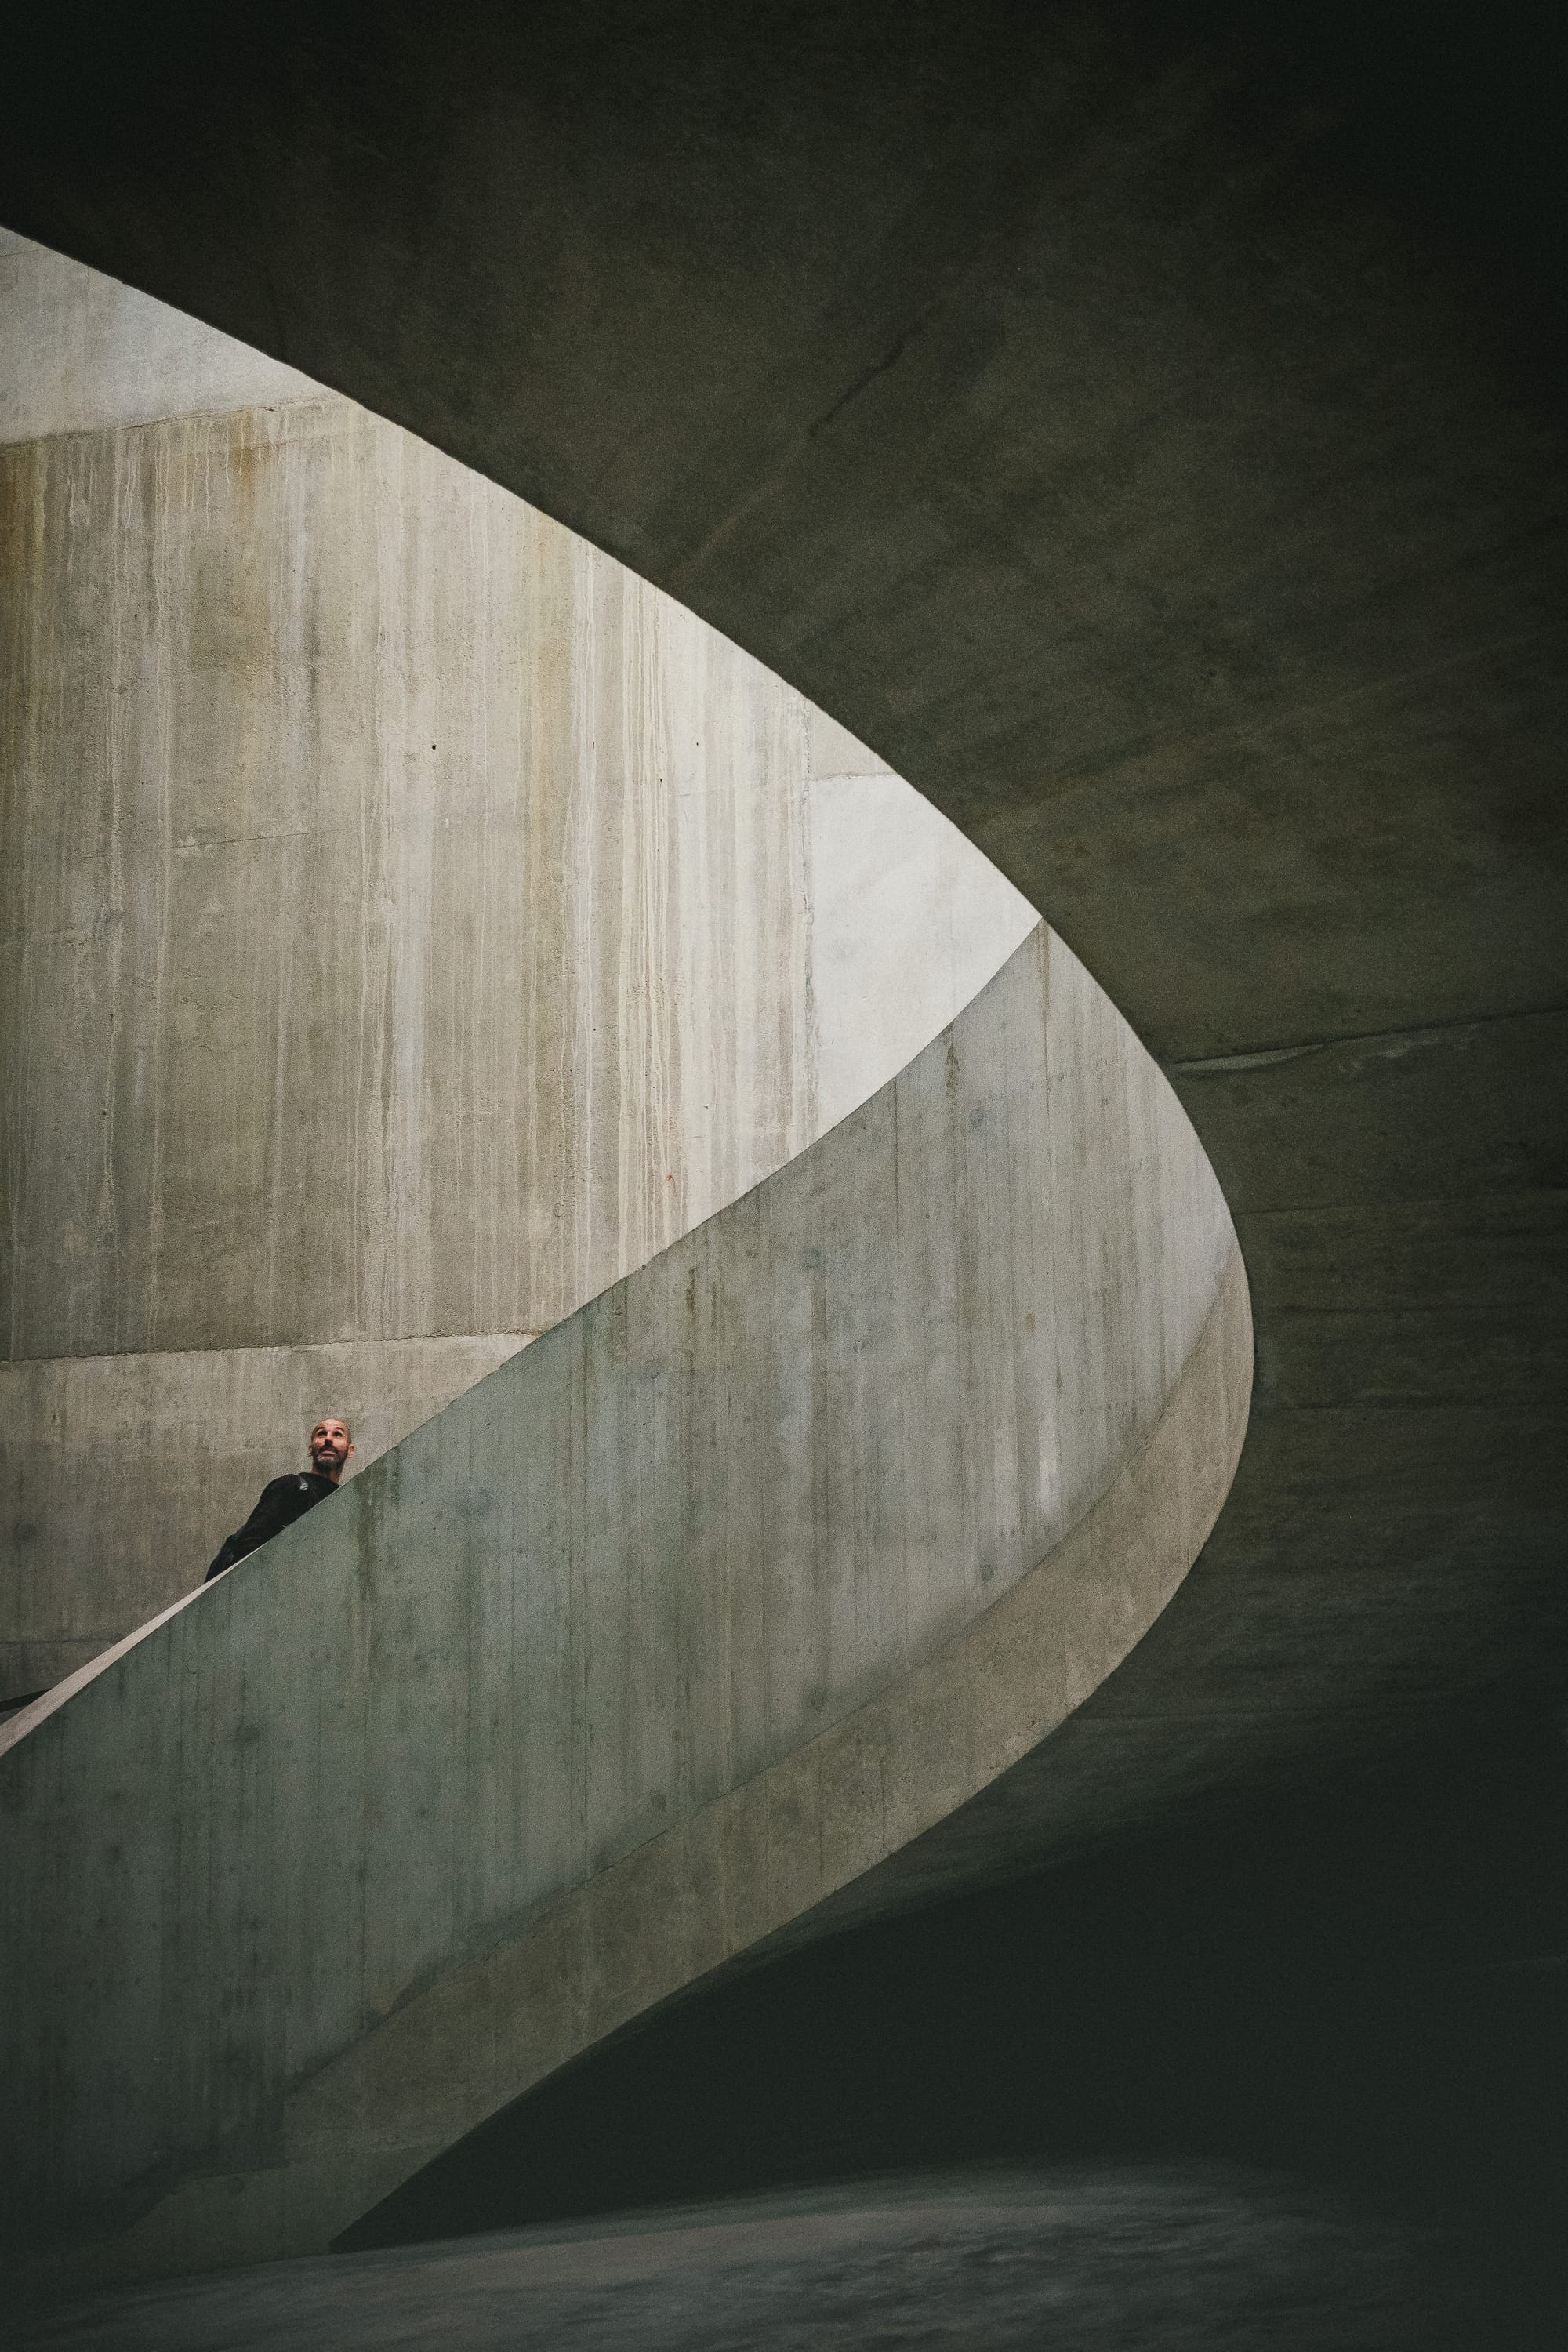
xmin=1 ymin=924 xmax=1248 ymax=2290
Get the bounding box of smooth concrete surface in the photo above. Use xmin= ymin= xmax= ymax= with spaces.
xmin=27 ymin=2171 xmax=1441 ymax=2351
xmin=0 ymin=227 xmax=321 ymax=443
xmin=0 ymin=929 xmax=1247 ymax=2287
xmin=2 ymin=9 xmax=1562 ymax=2329
xmin=2 ymin=2 xmax=1550 ymax=1824
xmin=0 ymin=234 xmax=1033 ymax=1690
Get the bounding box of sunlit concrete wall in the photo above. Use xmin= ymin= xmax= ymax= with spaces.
xmin=0 ymin=928 xmax=1248 ymax=2286
xmin=0 ymin=232 xmax=1034 ymax=1696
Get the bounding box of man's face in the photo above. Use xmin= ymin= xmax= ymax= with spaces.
xmin=309 ymin=1419 xmax=354 ymax=1480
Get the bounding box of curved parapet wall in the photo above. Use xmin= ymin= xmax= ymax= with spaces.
xmin=0 ymin=925 xmax=1249 ymax=2289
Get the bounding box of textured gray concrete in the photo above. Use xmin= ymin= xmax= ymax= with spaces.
xmin=1 ymin=2 xmax=1561 ymax=2323
xmin=0 ymin=930 xmax=1245 ymax=2288
xmin=2 ymin=1 xmax=1548 ymax=1817
xmin=0 ymin=236 xmax=1033 ymax=1692
xmin=0 ymin=227 xmax=319 ymax=441
xmin=0 ymin=1334 xmax=528 ymax=1695
xmin=27 ymin=2171 xmax=1439 ymax=2351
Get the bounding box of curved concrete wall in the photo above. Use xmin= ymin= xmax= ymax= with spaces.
xmin=0 ymin=231 xmax=1033 ymax=1696
xmin=0 ymin=927 xmax=1249 ymax=2287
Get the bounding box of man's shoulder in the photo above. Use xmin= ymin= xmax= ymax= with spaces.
xmin=256 ymin=1472 xmax=327 ymax=1504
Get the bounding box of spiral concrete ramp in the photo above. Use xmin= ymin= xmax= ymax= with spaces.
xmin=2 ymin=0 xmax=1563 ymax=2327
xmin=1 ymin=922 xmax=1247 ymax=2291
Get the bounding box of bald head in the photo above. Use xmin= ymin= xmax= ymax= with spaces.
xmin=308 ymin=1418 xmax=354 ymax=1483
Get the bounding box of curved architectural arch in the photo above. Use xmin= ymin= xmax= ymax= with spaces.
xmin=2 ymin=0 xmax=1561 ymax=2318
xmin=4 ymin=17 xmax=1554 ymax=1808
xmin=2 ymin=927 xmax=1247 ymax=2286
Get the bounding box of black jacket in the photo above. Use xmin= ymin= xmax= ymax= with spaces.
xmin=205 ymin=1472 xmax=339 ymax=1582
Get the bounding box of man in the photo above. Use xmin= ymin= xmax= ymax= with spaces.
xmin=204 ymin=1418 xmax=354 ymax=1583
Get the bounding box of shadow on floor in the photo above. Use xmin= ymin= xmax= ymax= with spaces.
xmin=341 ymin=1676 xmax=1568 ymax=2349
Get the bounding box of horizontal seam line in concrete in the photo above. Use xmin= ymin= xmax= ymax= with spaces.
xmin=0 ymin=808 xmax=548 ymax=901
xmin=1167 ymin=999 xmax=1568 ymax=1073
xmin=1259 ymin=1302 xmax=1563 ymax=1317
xmin=951 ymin=615 xmax=1568 ymax=832
xmin=1073 ymin=1710 xmax=1436 ymax=1726
xmin=1250 ymin=1392 xmax=1556 ymax=1411
xmin=0 ymin=1330 xmax=541 ymax=1370
xmin=1233 ymin=1189 xmax=1567 ymax=1221
xmin=0 ymin=390 xmax=351 ymax=456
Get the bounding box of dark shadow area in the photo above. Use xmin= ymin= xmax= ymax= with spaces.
xmin=5 ymin=0 xmax=1564 ymax=417
xmin=342 ymin=1677 xmax=1568 ymax=2347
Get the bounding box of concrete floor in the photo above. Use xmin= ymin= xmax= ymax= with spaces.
xmin=30 ymin=2169 xmax=1446 ymax=2351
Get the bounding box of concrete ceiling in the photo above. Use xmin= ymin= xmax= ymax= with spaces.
xmin=5 ymin=0 xmax=1564 ymax=1859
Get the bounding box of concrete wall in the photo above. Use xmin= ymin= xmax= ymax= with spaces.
xmin=0 ymin=928 xmax=1248 ymax=2288
xmin=0 ymin=232 xmax=1034 ymax=1694
xmin=0 ymin=229 xmax=321 ymax=441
